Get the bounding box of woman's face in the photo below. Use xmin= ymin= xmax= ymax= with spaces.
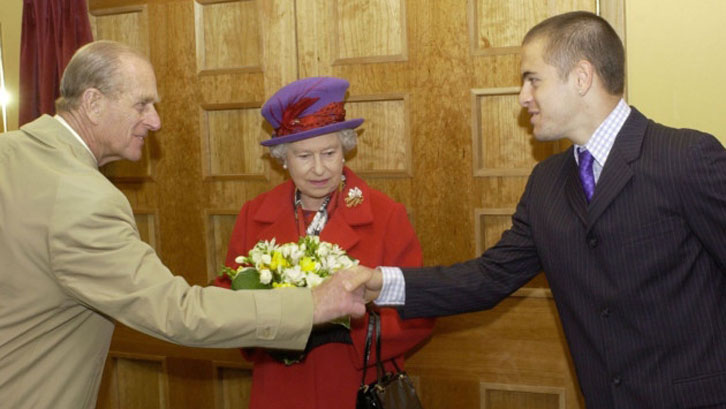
xmin=285 ymin=132 xmax=344 ymax=210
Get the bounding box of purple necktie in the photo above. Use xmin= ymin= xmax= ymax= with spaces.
xmin=578 ymin=148 xmax=595 ymax=202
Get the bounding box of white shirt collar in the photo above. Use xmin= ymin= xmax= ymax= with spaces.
xmin=54 ymin=114 xmax=98 ymax=164
xmin=574 ymin=98 xmax=631 ymax=168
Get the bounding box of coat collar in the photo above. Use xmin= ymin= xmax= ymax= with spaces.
xmin=21 ymin=114 xmax=99 ymax=170
xmin=566 ymin=107 xmax=648 ymax=228
xmin=252 ymin=167 xmax=374 ymax=251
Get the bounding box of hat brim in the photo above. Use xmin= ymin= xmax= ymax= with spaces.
xmin=261 ymin=118 xmax=364 ymax=146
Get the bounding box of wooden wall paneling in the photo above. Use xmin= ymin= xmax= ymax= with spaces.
xmin=481 ymin=382 xmax=565 ymax=409
xmin=475 ymin=207 xmax=516 ymax=252
xmin=194 ymin=0 xmax=262 ymax=74
xmin=214 ymin=363 xmax=254 ymax=409
xmin=96 ymin=353 xmax=168 ymax=409
xmin=89 ymin=5 xmax=150 ymax=55
xmin=204 ymin=209 xmax=240 ymax=281
xmin=198 ymin=0 xmax=299 ymax=212
xmin=199 ymin=103 xmax=268 ymax=179
xmin=472 ymin=87 xmax=562 ymax=177
xmin=406 ymin=296 xmax=582 ymax=409
xmin=331 ymin=0 xmax=408 ymax=64
xmin=475 ymin=208 xmax=550 ymax=289
xmin=345 ymin=93 xmax=411 ymax=177
xmin=469 ymin=0 xmax=556 ymax=56
xmin=165 ymin=358 xmax=217 ymax=409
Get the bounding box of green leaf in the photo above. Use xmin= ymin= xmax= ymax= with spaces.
xmin=231 ymin=268 xmax=272 ymax=290
xmin=218 ymin=266 xmax=237 ymax=278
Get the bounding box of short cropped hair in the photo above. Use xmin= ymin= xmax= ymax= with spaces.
xmin=523 ymin=11 xmax=625 ymax=95
xmin=269 ymin=129 xmax=358 ymax=164
xmin=56 ymin=41 xmax=147 ymax=112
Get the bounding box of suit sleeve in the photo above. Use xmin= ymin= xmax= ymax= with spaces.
xmin=681 ymin=133 xmax=726 ymax=271
xmin=49 ymin=177 xmax=312 ymax=350
xmin=350 ymin=203 xmax=435 ymax=369
xmin=400 ymin=175 xmax=542 ymax=319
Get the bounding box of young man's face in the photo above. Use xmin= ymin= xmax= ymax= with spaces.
xmin=519 ymin=38 xmax=581 ymax=143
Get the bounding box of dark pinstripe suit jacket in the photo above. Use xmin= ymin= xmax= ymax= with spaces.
xmin=401 ymin=108 xmax=726 ymax=408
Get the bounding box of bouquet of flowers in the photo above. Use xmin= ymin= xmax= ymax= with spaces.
xmin=217 ymin=236 xmax=358 ymax=364
xmin=219 ymin=235 xmax=359 ymax=291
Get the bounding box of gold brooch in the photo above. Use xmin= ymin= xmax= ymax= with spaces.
xmin=345 ymin=187 xmax=364 ymax=208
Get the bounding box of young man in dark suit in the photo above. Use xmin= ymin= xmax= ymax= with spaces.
xmin=348 ymin=11 xmax=726 ymax=409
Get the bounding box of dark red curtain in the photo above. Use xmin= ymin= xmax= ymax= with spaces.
xmin=18 ymin=0 xmax=93 ymax=126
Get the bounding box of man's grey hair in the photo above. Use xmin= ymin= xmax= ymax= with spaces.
xmin=56 ymin=40 xmax=148 ymax=112
xmin=268 ymin=129 xmax=358 ymax=164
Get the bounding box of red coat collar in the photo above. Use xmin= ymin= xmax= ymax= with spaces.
xmin=252 ymin=167 xmax=373 ymax=251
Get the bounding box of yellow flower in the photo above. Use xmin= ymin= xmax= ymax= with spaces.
xmin=272 ymin=282 xmax=295 ymax=288
xmin=300 ymin=257 xmax=316 ymax=272
xmin=270 ymin=251 xmax=289 ymax=271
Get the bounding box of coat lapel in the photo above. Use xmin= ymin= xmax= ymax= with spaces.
xmin=251 ymin=168 xmax=371 ymax=251
xmin=320 ymin=168 xmax=372 ymax=251
xmin=586 ymin=108 xmax=648 ymax=229
xmin=254 ymin=181 xmax=300 ymax=244
xmin=21 ymin=114 xmax=98 ymax=170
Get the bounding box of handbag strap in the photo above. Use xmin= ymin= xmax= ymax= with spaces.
xmin=360 ymin=310 xmax=405 ymax=388
xmin=359 ymin=310 xmax=377 ymax=387
xmin=373 ymin=310 xmax=385 ymax=381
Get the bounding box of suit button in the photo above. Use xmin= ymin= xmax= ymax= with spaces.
xmin=612 ymin=377 xmax=622 ymax=386
xmin=587 ymin=235 xmax=598 ymax=247
xmin=601 ymin=308 xmax=610 ymax=318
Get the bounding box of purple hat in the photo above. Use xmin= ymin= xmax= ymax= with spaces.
xmin=260 ymin=77 xmax=364 ymax=146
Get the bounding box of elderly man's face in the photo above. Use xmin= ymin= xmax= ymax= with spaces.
xmin=285 ymin=132 xmax=345 ymax=210
xmin=96 ymin=55 xmax=161 ymax=166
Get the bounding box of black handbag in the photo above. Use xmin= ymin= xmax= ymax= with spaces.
xmin=356 ymin=310 xmax=424 ymax=409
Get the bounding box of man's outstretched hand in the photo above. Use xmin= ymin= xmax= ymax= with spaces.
xmin=311 ymin=269 xmax=365 ymax=324
xmin=310 ymin=266 xmax=385 ymax=325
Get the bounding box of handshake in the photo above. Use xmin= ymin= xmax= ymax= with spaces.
xmin=311 ymin=266 xmax=384 ymax=324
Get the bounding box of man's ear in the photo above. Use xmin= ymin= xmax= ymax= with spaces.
xmin=573 ymin=59 xmax=595 ymax=96
xmin=81 ymin=88 xmax=105 ymax=124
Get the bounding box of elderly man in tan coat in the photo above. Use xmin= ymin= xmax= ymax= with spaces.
xmin=0 ymin=41 xmax=366 ymax=409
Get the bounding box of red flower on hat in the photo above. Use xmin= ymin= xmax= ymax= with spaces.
xmin=272 ymin=81 xmax=346 ymax=137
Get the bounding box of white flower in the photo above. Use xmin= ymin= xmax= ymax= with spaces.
xmin=305 ymin=273 xmax=324 ymax=288
xmin=316 ymin=243 xmax=331 ymax=257
xmin=283 ymin=265 xmax=305 ymax=285
xmin=259 ymin=268 xmax=272 ymax=285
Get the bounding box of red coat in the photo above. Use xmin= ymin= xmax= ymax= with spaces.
xmin=223 ymin=167 xmax=434 ymax=409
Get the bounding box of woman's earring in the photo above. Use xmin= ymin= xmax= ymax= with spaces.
xmin=283 ymin=163 xmax=288 ymax=169
xmin=342 ymin=158 xmax=346 ymax=163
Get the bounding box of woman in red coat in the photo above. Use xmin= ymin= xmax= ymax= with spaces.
xmin=217 ymin=77 xmax=434 ymax=409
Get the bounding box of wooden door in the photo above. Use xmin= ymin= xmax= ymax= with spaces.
xmin=87 ymin=1 xmax=625 ymax=408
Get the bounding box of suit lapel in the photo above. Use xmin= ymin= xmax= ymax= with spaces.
xmin=586 ymin=108 xmax=648 ymax=229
